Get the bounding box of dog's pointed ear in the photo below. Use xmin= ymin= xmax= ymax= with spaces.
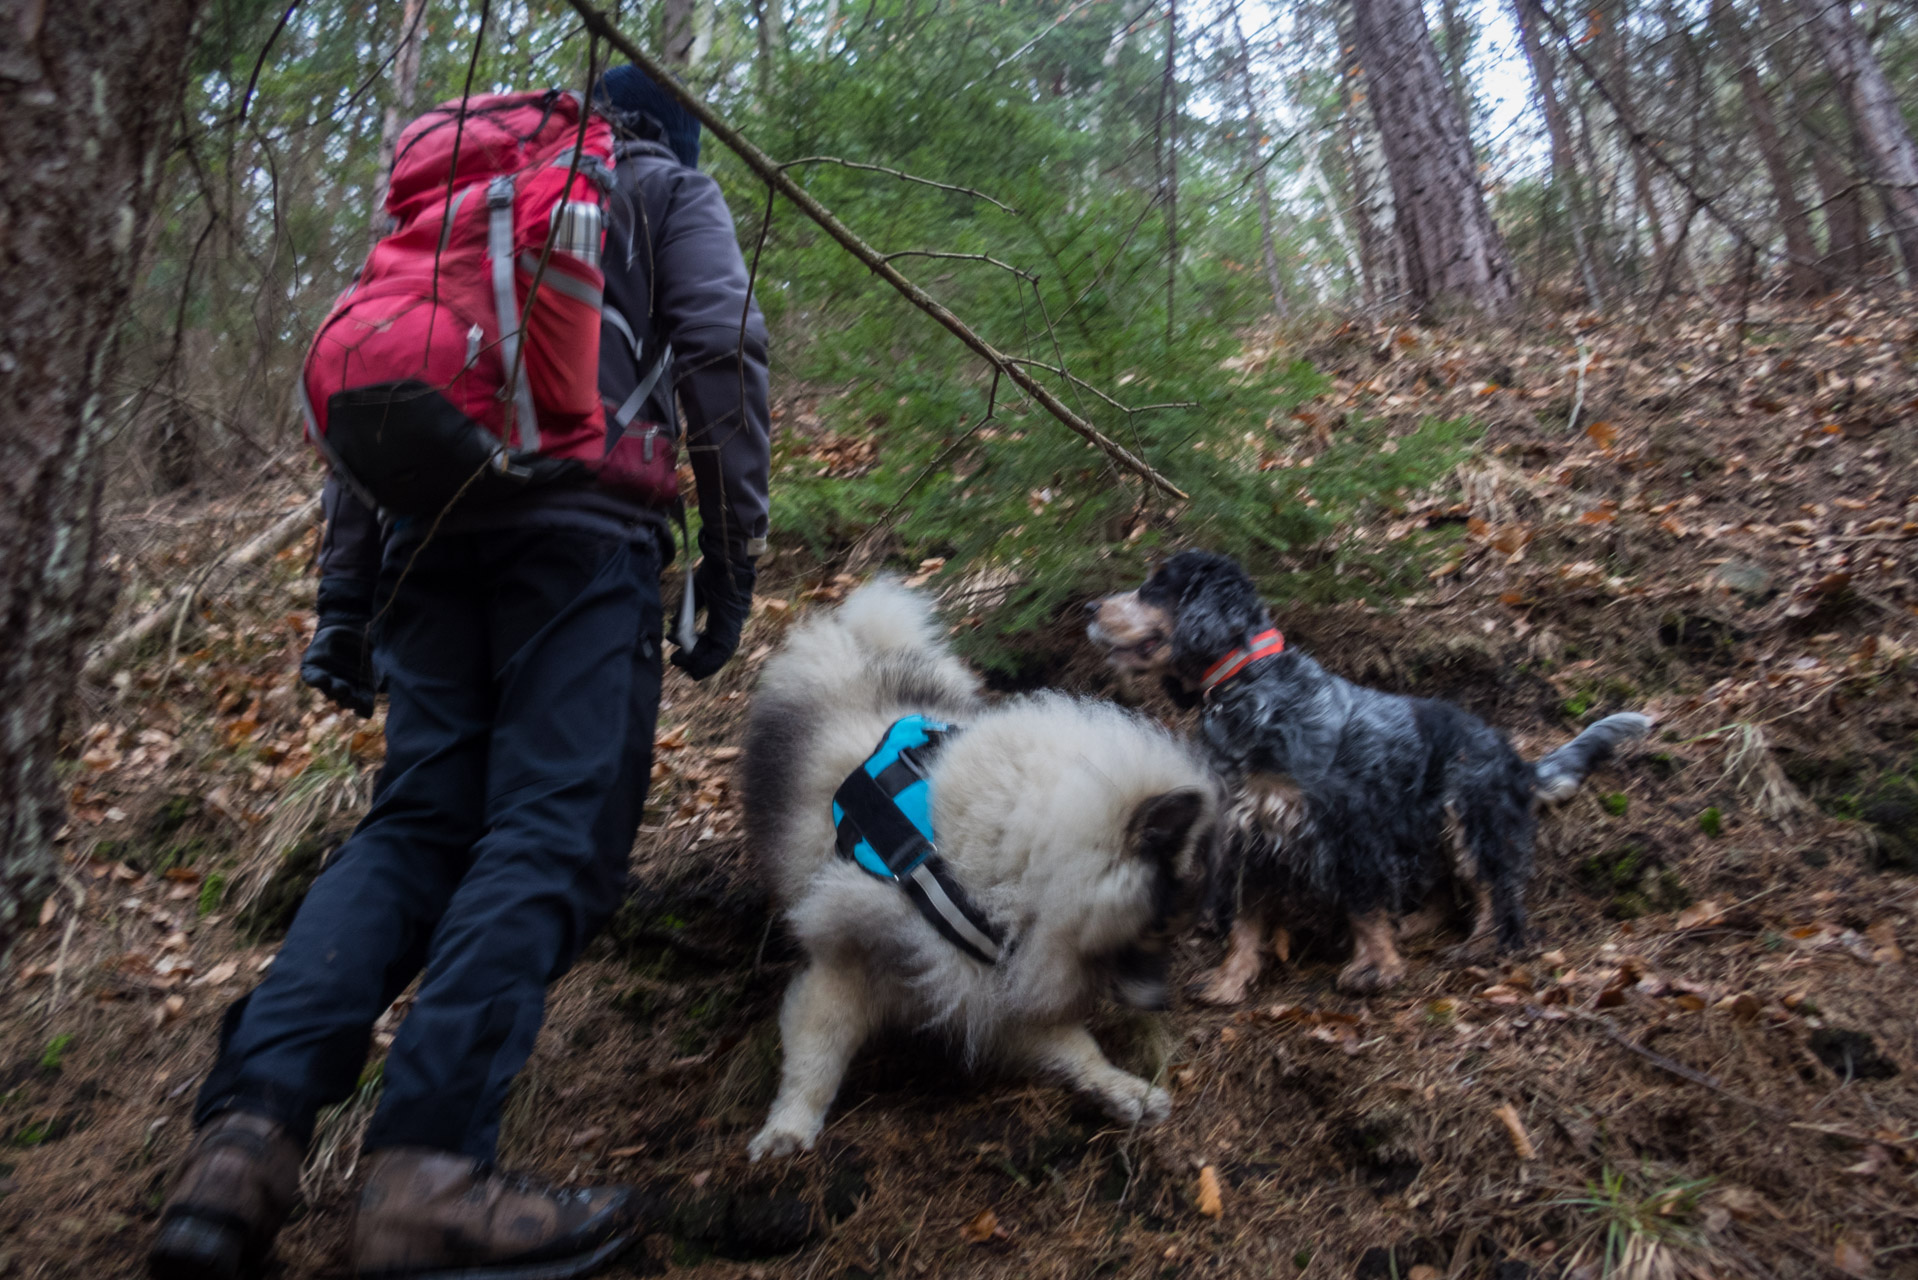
xmin=1127 ymin=787 xmax=1209 ymax=867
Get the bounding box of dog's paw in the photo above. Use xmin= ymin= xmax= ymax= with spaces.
xmin=1098 ymin=1077 xmax=1172 ymax=1128
xmin=1336 ymin=955 xmax=1407 ymax=996
xmin=747 ymin=1118 xmax=820 ymax=1162
xmin=1441 ymin=935 xmax=1498 ymax=967
xmin=1186 ymin=971 xmax=1250 ymax=1007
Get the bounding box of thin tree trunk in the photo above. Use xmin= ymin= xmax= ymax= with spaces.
xmin=1303 ymin=133 xmax=1367 ymax=296
xmin=1595 ymin=0 xmax=1663 ymax=284
xmin=1758 ymin=0 xmax=1872 ymax=283
xmin=0 ymin=0 xmax=207 ymax=960
xmin=755 ymin=0 xmax=784 ymax=97
xmin=1341 ymin=51 xmax=1400 ymax=307
xmin=1160 ymin=0 xmax=1179 ymax=345
xmin=1512 ymin=0 xmax=1605 ymax=307
xmin=1713 ymin=0 xmax=1825 ymax=294
xmin=1436 ymin=0 xmax=1475 ymax=139
xmin=662 ymin=0 xmax=698 ymax=67
xmin=1229 ymin=2 xmax=1287 ymax=316
xmin=369 ymin=0 xmax=431 ymax=250
xmin=1794 ymin=0 xmax=1918 ymax=281
xmin=1811 ymin=146 xmax=1873 ymax=281
xmin=1348 ymin=0 xmax=1517 ymax=314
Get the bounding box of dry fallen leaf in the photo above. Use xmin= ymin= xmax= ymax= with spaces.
xmin=1833 ymin=1237 xmax=1872 ymax=1276
xmin=1674 ymin=899 xmax=1725 ymax=931
xmin=1195 ymin=1165 xmax=1224 ymax=1218
xmin=960 ymin=1208 xmax=1003 ymax=1244
xmin=1408 ymin=1267 xmax=1441 ymax=1280
xmin=200 ymin=960 xmax=239 ymax=986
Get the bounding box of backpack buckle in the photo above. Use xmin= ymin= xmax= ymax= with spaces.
xmin=486 ymin=175 xmax=515 ymax=208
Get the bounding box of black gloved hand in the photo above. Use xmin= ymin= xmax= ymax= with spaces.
xmin=670 ymin=552 xmax=755 ymax=681
xmin=301 ymin=576 xmax=377 ymax=717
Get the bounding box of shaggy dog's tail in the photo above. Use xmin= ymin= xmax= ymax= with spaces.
xmin=1533 ymin=713 xmax=1653 ymax=803
xmin=753 ymin=578 xmax=979 ymax=725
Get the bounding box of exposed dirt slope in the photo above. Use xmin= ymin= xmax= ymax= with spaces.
xmin=3 ymin=296 xmax=1916 ymax=1280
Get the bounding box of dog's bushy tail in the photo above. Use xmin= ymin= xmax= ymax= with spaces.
xmin=1533 ymin=713 xmax=1653 ymax=803
xmin=754 ymin=578 xmax=978 ymax=723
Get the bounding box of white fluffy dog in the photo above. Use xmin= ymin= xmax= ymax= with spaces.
xmin=742 ymin=581 xmax=1217 ymax=1160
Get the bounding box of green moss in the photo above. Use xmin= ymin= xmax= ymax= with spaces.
xmin=1577 ymin=845 xmax=1688 ymax=918
xmin=1697 ymin=807 xmax=1723 ymax=838
xmin=197 ymin=873 xmax=228 ymax=916
xmin=1601 ymin=793 xmax=1630 ymax=817
xmin=38 ymin=1035 xmax=73 ymax=1073
xmin=1562 ymin=691 xmax=1595 ymax=719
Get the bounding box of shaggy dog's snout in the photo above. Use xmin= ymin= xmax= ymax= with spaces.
xmin=1086 ymin=592 xmax=1175 ymax=674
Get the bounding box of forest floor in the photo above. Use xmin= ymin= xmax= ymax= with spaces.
xmin=4 ymin=295 xmax=1918 ymax=1280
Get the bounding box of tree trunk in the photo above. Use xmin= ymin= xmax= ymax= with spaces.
xmin=369 ymin=0 xmax=431 ymax=249
xmin=1160 ymin=0 xmax=1179 ymax=345
xmin=1229 ymin=2 xmax=1287 ymax=316
xmin=755 ymin=0 xmax=784 ymax=97
xmin=1712 ymin=0 xmax=1825 ymax=294
xmin=661 ymin=0 xmax=710 ymax=68
xmin=1757 ymin=0 xmax=1873 ymax=284
xmin=1512 ymin=0 xmax=1605 ymax=308
xmin=1347 ymin=0 xmax=1516 ymax=315
xmin=1811 ymin=145 xmax=1873 ymax=282
xmin=0 ymin=0 xmax=207 ymax=961
xmin=1795 ymin=0 xmax=1918 ymax=281
xmin=1340 ymin=44 xmax=1403 ymax=308
xmin=1303 ymin=133 xmax=1366 ymax=297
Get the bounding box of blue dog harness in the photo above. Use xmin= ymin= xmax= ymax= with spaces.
xmin=832 ymin=716 xmax=1005 ymax=965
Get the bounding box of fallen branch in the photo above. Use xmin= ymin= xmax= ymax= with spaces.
xmin=1546 ymin=1005 xmax=1902 ymax=1148
xmin=564 ymin=0 xmax=1187 ymax=501
xmin=83 ymin=496 xmax=320 ymax=682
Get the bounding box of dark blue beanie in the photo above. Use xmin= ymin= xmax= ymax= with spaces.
xmin=595 ymin=64 xmax=701 ymax=169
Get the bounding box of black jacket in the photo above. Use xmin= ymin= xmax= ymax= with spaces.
xmin=317 ymin=136 xmax=772 ymax=586
xmin=599 ymin=136 xmax=770 ymax=564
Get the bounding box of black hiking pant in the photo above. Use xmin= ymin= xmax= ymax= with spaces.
xmin=195 ymin=525 xmax=662 ymax=1160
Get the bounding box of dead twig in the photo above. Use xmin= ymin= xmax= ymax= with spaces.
xmin=564 ymin=0 xmax=1186 ymax=501
xmin=1002 ymin=356 xmax=1199 ymax=417
xmin=778 ymin=155 xmax=1019 ymax=215
xmin=1548 ymin=1005 xmax=1897 ymax=1147
xmin=83 ymin=497 xmax=321 ymax=682
xmin=879 ymin=249 xmax=1035 ymax=280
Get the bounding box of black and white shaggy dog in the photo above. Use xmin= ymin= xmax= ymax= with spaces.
xmin=1087 ymin=550 xmax=1650 ymax=1001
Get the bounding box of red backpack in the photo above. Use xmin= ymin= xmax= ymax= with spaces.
xmin=300 ymin=90 xmax=620 ymax=516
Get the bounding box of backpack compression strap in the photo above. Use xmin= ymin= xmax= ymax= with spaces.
xmin=832 ymin=716 xmax=1005 ymax=965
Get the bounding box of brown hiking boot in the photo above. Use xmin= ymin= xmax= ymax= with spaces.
xmin=148 ymin=1110 xmax=303 ymax=1280
xmin=352 ymin=1148 xmax=640 ymax=1280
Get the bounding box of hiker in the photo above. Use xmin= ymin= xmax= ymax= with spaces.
xmin=150 ymin=67 xmax=770 ymax=1280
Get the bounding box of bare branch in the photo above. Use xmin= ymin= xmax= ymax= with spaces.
xmin=1002 ymin=357 xmax=1198 ymax=417
xmin=566 ymin=0 xmax=1187 ymax=501
xmin=960 ymin=0 xmax=1108 ymax=91
xmin=879 ymin=249 xmax=1035 ymax=280
xmin=778 ymin=155 xmax=1019 ymax=215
